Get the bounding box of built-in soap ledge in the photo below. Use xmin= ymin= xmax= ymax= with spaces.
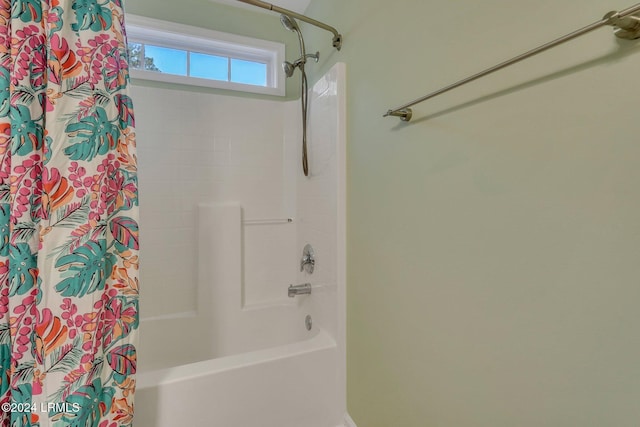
xmin=243 ymin=218 xmax=294 ymax=226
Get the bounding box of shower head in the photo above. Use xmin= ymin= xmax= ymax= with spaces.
xmin=282 ymin=61 xmax=295 ymax=77
xmin=282 ymin=53 xmax=319 ymax=78
xmin=280 ymin=13 xmax=307 ymax=78
xmin=280 ymin=14 xmax=300 ymax=33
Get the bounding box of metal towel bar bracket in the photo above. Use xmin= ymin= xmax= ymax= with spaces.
xmin=384 ymin=3 xmax=640 ymax=122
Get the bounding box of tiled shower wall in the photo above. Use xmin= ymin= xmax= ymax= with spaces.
xmin=132 ymin=85 xmax=295 ymax=319
xmin=295 ymin=63 xmax=345 ymax=347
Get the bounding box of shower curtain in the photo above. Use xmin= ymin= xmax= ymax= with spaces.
xmin=0 ymin=1 xmax=139 ymax=426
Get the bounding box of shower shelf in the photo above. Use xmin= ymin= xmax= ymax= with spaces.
xmin=243 ymin=218 xmax=294 ymax=226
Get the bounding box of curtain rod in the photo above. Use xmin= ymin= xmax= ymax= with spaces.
xmin=236 ymin=0 xmax=342 ymax=50
xmin=384 ymin=3 xmax=640 ymax=122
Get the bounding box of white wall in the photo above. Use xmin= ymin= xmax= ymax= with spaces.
xmin=293 ymin=64 xmax=346 ymax=348
xmin=132 ymin=85 xmax=294 ymax=320
xmin=293 ymin=63 xmax=348 ymax=424
xmin=133 ymin=85 xmax=299 ymax=369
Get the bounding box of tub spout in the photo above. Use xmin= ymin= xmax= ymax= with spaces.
xmin=288 ymin=283 xmax=312 ymax=297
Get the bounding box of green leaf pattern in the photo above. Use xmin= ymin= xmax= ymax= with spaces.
xmin=55 ymin=240 xmax=116 ymax=297
xmin=64 ymin=107 xmax=120 ymax=161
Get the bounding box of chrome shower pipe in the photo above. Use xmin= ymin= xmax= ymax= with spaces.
xmin=285 ymin=52 xmax=320 ymax=71
xmin=236 ymin=0 xmax=343 ymax=50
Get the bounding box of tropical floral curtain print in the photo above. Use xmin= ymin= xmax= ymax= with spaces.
xmin=0 ymin=0 xmax=139 ymax=426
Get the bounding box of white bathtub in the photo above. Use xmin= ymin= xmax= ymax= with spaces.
xmin=134 ymin=204 xmax=344 ymax=426
xmin=135 ymin=329 xmax=341 ymax=427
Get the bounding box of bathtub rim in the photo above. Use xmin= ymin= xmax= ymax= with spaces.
xmin=137 ymin=328 xmax=335 ymax=389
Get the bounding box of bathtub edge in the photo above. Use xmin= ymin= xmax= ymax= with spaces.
xmin=343 ymin=413 xmax=358 ymax=427
xmin=138 ymin=328 xmax=335 ymax=389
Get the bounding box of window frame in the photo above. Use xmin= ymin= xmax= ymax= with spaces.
xmin=126 ymin=15 xmax=286 ymax=96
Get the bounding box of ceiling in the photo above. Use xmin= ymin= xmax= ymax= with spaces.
xmin=210 ymin=0 xmax=312 ymax=14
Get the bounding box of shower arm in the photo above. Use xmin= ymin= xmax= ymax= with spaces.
xmin=236 ymin=0 xmax=343 ymax=50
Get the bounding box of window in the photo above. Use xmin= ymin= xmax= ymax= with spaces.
xmin=126 ymin=15 xmax=285 ymax=96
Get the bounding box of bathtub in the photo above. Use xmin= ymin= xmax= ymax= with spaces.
xmin=135 ymin=329 xmax=340 ymax=427
xmin=134 ymin=203 xmax=344 ymax=426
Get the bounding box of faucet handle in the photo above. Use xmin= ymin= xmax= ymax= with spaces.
xmin=300 ymin=254 xmax=315 ymax=272
xmin=300 ymin=244 xmax=315 ymax=273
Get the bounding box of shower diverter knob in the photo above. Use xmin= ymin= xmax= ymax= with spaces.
xmin=300 ymin=244 xmax=315 ymax=274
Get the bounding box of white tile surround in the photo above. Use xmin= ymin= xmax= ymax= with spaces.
xmin=132 ymin=66 xmax=345 ymax=335
xmin=295 ymin=65 xmax=347 ymax=421
xmin=132 ymin=63 xmax=347 ymax=426
xmin=132 ymin=85 xmax=294 ymax=320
